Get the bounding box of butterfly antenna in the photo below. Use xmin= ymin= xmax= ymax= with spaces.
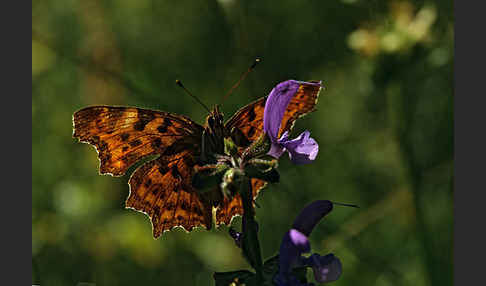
xmin=331 ymin=201 xmax=360 ymax=208
xmin=176 ymin=80 xmax=211 ymax=113
xmin=221 ymin=58 xmax=261 ymax=104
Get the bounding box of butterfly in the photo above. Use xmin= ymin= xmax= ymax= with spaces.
xmin=72 ymin=80 xmax=321 ymax=238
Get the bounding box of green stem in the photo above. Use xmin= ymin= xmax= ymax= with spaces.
xmin=240 ymin=177 xmax=264 ymax=283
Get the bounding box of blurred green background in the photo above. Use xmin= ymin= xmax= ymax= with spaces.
xmin=32 ymin=0 xmax=453 ymax=285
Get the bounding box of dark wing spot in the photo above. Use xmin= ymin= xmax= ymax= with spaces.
xmin=162 ymin=142 xmax=191 ymax=156
xmin=158 ymin=191 xmax=166 ymax=200
xmin=181 ymin=201 xmax=189 ymax=210
xmin=247 ymin=126 xmax=256 ymax=138
xmin=122 ymin=146 xmax=129 ymax=152
xmin=166 ymin=202 xmax=175 ymax=210
xmin=134 ymin=121 xmax=146 ymax=131
xmin=248 ymin=108 xmax=256 ymax=121
xmin=164 ymin=118 xmax=172 ymax=127
xmin=83 ymin=107 xmax=103 ymax=119
xmin=151 ymin=138 xmax=162 ymax=149
xmin=158 ymin=165 xmax=170 ymax=175
xmin=156 ymin=115 xmax=174 ymax=133
xmin=171 ymin=165 xmax=182 ymax=179
xmin=120 ymin=133 xmax=130 ymax=141
xmin=157 ymin=125 xmax=168 ymax=133
xmin=95 ymin=119 xmax=103 ymax=128
xmin=144 ymin=179 xmax=152 ymax=188
xmin=122 ymin=153 xmax=138 ymax=164
xmin=134 ymin=110 xmax=155 ymax=131
xmin=129 ymin=139 xmax=142 ymax=147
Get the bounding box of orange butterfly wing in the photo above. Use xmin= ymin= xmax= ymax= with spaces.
xmin=73 ymin=106 xmax=204 ymax=176
xmin=127 ymin=148 xmax=213 ymax=237
xmin=215 ymin=178 xmax=267 ymax=226
xmin=217 ymin=81 xmax=322 ymax=225
xmin=224 ymin=97 xmax=266 ymax=146
xmin=73 ymin=106 xmax=212 ymax=237
xmin=73 ymin=81 xmax=321 ymax=234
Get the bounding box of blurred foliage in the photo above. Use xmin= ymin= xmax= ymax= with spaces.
xmin=32 ymin=0 xmax=453 ymax=285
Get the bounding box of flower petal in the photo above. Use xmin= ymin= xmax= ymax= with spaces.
xmin=292 ymin=200 xmax=333 ymax=236
xmin=279 ymin=130 xmax=319 ymax=164
xmin=289 ymin=229 xmax=311 ymax=253
xmin=306 ymin=253 xmax=342 ymax=283
xmin=263 ymin=80 xmax=301 ymax=141
xmin=268 ymin=142 xmax=286 ymax=159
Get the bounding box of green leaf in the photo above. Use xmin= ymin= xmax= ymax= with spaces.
xmin=242 ymin=133 xmax=271 ymax=160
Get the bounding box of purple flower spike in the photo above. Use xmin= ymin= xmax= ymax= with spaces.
xmin=263 ymin=80 xmax=321 ymax=164
xmin=292 ymin=200 xmax=333 ymax=236
xmin=278 ymin=229 xmax=310 ymax=275
xmin=275 ymin=200 xmax=341 ymax=285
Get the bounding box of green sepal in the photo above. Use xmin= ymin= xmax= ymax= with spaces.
xmin=242 ymin=132 xmax=272 ymax=161
xmin=221 ymin=167 xmax=246 ymax=198
xmin=247 ymin=158 xmax=279 ymax=171
xmin=244 ymin=160 xmax=280 ymax=183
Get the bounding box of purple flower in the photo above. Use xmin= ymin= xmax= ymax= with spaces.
xmin=274 ymin=200 xmax=342 ymax=285
xmin=303 ymin=253 xmax=342 ymax=283
xmin=264 ymin=80 xmax=321 ymax=164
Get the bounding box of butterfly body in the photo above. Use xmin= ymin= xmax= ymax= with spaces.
xmin=201 ymin=105 xmax=227 ymax=163
xmin=73 ymin=80 xmax=322 ymax=238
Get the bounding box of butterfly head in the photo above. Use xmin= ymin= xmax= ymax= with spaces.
xmin=201 ymin=105 xmax=226 ymax=161
xmin=207 ymin=105 xmax=224 ymax=128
